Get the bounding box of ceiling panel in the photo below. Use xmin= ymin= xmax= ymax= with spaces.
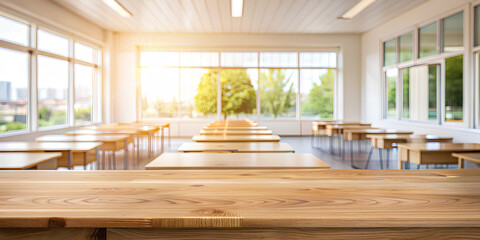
xmin=50 ymin=0 xmax=428 ymax=33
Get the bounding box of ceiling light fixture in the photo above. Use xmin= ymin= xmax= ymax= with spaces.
xmin=102 ymin=0 xmax=132 ymax=18
xmin=231 ymin=0 xmax=243 ymax=17
xmin=338 ymin=0 xmax=376 ymax=20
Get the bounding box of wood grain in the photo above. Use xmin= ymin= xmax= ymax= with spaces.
xmin=192 ymin=135 xmax=281 ymax=142
xmin=177 ymin=142 xmax=295 ymax=153
xmin=199 ymin=130 xmax=273 ymax=135
xmin=0 ymin=152 xmax=61 ymax=170
xmin=203 ymin=127 xmax=269 ymax=131
xmin=0 ymin=169 xmax=480 ymax=229
xmin=145 ymin=153 xmax=330 ymax=170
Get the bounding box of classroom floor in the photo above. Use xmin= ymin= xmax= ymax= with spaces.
xmin=73 ymin=136 xmax=407 ymax=170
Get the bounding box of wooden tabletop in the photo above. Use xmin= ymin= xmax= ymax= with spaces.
xmin=397 ymin=143 xmax=480 ymax=152
xmin=0 ymin=142 xmax=102 ymax=152
xmin=65 ymin=129 xmax=138 ymax=135
xmin=0 ymin=169 xmax=479 ymax=228
xmin=452 ymin=152 xmax=480 ymax=163
xmin=344 ymin=129 xmax=413 ymax=134
xmin=192 ymin=135 xmax=281 ymax=142
xmin=145 ymin=153 xmax=330 ymax=170
xmin=84 ymin=125 xmax=158 ymax=134
xmin=200 ymin=130 xmax=273 ymax=135
xmin=35 ymin=134 xmax=129 ymax=143
xmin=178 ymin=142 xmax=295 ymax=153
xmin=367 ymin=134 xmax=453 ymax=141
xmin=0 ymin=152 xmax=61 ymax=170
xmin=203 ymin=126 xmax=269 ymax=131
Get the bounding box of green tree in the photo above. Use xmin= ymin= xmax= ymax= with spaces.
xmin=38 ymin=107 xmax=52 ymax=122
xmin=5 ymin=122 xmax=26 ymax=131
xmin=195 ymin=69 xmax=256 ymax=119
xmin=259 ymin=69 xmax=295 ymax=118
xmin=445 ymin=55 xmax=463 ymax=121
xmin=301 ymin=69 xmax=334 ymax=118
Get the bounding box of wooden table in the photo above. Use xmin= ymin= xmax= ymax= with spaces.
xmin=35 ymin=135 xmax=130 ymax=170
xmin=1 ymin=169 xmax=480 ymax=239
xmin=0 ymin=142 xmax=101 ymax=170
xmin=0 ymin=152 xmax=61 ymax=170
xmin=118 ymin=122 xmax=171 ymax=149
xmin=343 ymin=129 xmax=414 ymax=141
xmin=453 ymin=152 xmax=480 ymax=168
xmin=203 ymin=126 xmax=269 ymax=131
xmin=200 ymin=130 xmax=273 ymax=135
xmin=192 ymin=135 xmax=281 ymax=142
xmin=178 ymin=142 xmax=295 ymax=153
xmin=397 ymin=143 xmax=480 ymax=169
xmin=145 ymin=153 xmax=330 ymax=170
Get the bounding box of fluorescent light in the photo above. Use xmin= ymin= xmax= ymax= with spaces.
xmin=339 ymin=0 xmax=376 ymax=20
xmin=102 ymin=0 xmax=132 ymax=18
xmin=231 ymin=0 xmax=243 ymax=17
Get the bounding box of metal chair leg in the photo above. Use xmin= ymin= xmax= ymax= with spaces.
xmin=379 ymin=149 xmax=384 ymax=170
xmin=365 ymin=147 xmax=374 ymax=169
xmin=386 ymin=149 xmax=390 ymax=169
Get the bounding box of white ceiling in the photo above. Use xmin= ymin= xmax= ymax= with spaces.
xmin=51 ymin=0 xmax=427 ymax=33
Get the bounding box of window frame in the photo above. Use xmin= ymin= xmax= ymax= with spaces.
xmin=0 ymin=9 xmax=102 ymax=137
xmin=137 ymin=48 xmax=339 ymax=121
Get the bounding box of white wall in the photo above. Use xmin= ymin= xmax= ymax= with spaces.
xmin=361 ymin=0 xmax=480 ymax=142
xmin=113 ymin=33 xmax=362 ymax=136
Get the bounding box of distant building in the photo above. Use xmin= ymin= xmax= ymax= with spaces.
xmin=0 ymin=81 xmax=12 ymax=102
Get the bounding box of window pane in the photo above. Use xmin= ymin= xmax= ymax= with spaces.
xmin=300 ymin=69 xmax=334 ymax=119
xmin=442 ymin=12 xmax=464 ymax=53
xmin=383 ymin=38 xmax=396 ymax=66
xmin=475 ymin=5 xmax=480 ymax=46
xmin=402 ymin=68 xmax=409 ymax=119
xmin=180 ymin=68 xmax=217 ymax=119
xmin=0 ymin=15 xmax=29 ymax=46
xmin=0 ymin=48 xmax=28 ymax=134
xmin=141 ymin=68 xmax=179 ymax=118
xmin=386 ymin=68 xmax=397 ymax=118
xmin=399 ymin=32 xmax=413 ymax=62
xmin=38 ymin=30 xmax=69 ymax=57
xmin=221 ymin=52 xmax=258 ymax=67
xmin=140 ymin=52 xmax=179 ymax=67
xmin=38 ymin=56 xmax=68 ymax=127
xmin=74 ymin=64 xmax=93 ymax=123
xmin=181 ymin=52 xmax=218 ymax=67
xmin=75 ymin=42 xmax=95 ymax=63
xmin=260 ymin=52 xmax=297 ymax=67
xmin=219 ymin=69 xmax=257 ymax=119
xmin=445 ymin=55 xmax=463 ymax=122
xmin=402 ymin=65 xmax=438 ymax=121
xmin=419 ymin=22 xmax=437 ymax=58
xmin=300 ymin=52 xmax=336 ymax=68
xmin=260 ymin=69 xmax=297 ymax=119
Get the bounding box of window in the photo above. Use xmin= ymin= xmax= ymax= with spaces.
xmin=475 ymin=5 xmax=480 ymax=46
xmin=37 ymin=56 xmax=68 ymax=127
xmin=399 ymin=32 xmax=413 ymax=62
xmin=74 ymin=64 xmax=93 ymax=123
xmin=383 ymin=38 xmax=396 ymax=66
xmin=442 ymin=12 xmax=464 ymax=53
xmin=300 ymin=69 xmax=334 ymax=119
xmin=445 ymin=55 xmax=463 ymax=123
xmin=401 ymin=65 xmax=438 ymax=121
xmin=75 ymin=42 xmax=95 ymax=64
xmin=37 ymin=30 xmax=69 ymax=57
xmin=419 ymin=22 xmax=437 ymax=58
xmin=139 ymin=51 xmax=336 ymax=120
xmin=385 ymin=68 xmax=397 ymax=118
xmin=0 ymin=48 xmax=28 ymax=134
xmin=0 ymin=15 xmax=29 ymax=46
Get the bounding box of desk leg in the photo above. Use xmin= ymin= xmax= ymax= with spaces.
xmin=161 ymin=128 xmax=165 ymax=153
xmin=83 ymin=152 xmax=87 ymax=170
xmin=398 ymin=148 xmax=404 ymax=170
xmin=68 ymin=150 xmax=72 ymax=170
xmin=96 ymin=147 xmax=100 ymax=170
xmin=458 ymin=158 xmax=464 ymax=169
xmin=102 ymin=151 xmax=106 ymax=170
xmin=137 ymin=136 xmax=140 ymax=162
xmin=365 ymin=147 xmax=374 ymax=169
xmin=378 ymin=149 xmax=383 ymax=170
xmin=124 ymin=138 xmax=129 ymax=170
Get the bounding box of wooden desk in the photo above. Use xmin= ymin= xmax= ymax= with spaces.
xmin=203 ymin=126 xmax=269 ymax=131
xmin=1 ymin=169 xmax=480 ymax=239
xmin=178 ymin=142 xmax=295 ymax=153
xmin=367 ymin=134 xmax=453 ymax=149
xmin=200 ymin=130 xmax=273 ymax=135
xmin=192 ymin=135 xmax=281 ymax=142
xmin=397 ymin=143 xmax=480 ymax=169
xmin=0 ymin=142 xmax=101 ymax=170
xmin=118 ymin=122 xmax=171 ymax=149
xmin=453 ymin=152 xmax=480 ymax=168
xmin=35 ymin=135 xmax=130 ymax=170
xmin=344 ymin=129 xmax=413 ymax=141
xmin=326 ymin=125 xmax=373 ymax=136
xmin=0 ymin=152 xmax=61 ymax=170
xmin=145 ymin=153 xmax=330 ymax=170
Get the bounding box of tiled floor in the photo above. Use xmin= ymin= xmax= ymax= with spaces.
xmin=74 ymin=136 xmax=406 ymax=170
